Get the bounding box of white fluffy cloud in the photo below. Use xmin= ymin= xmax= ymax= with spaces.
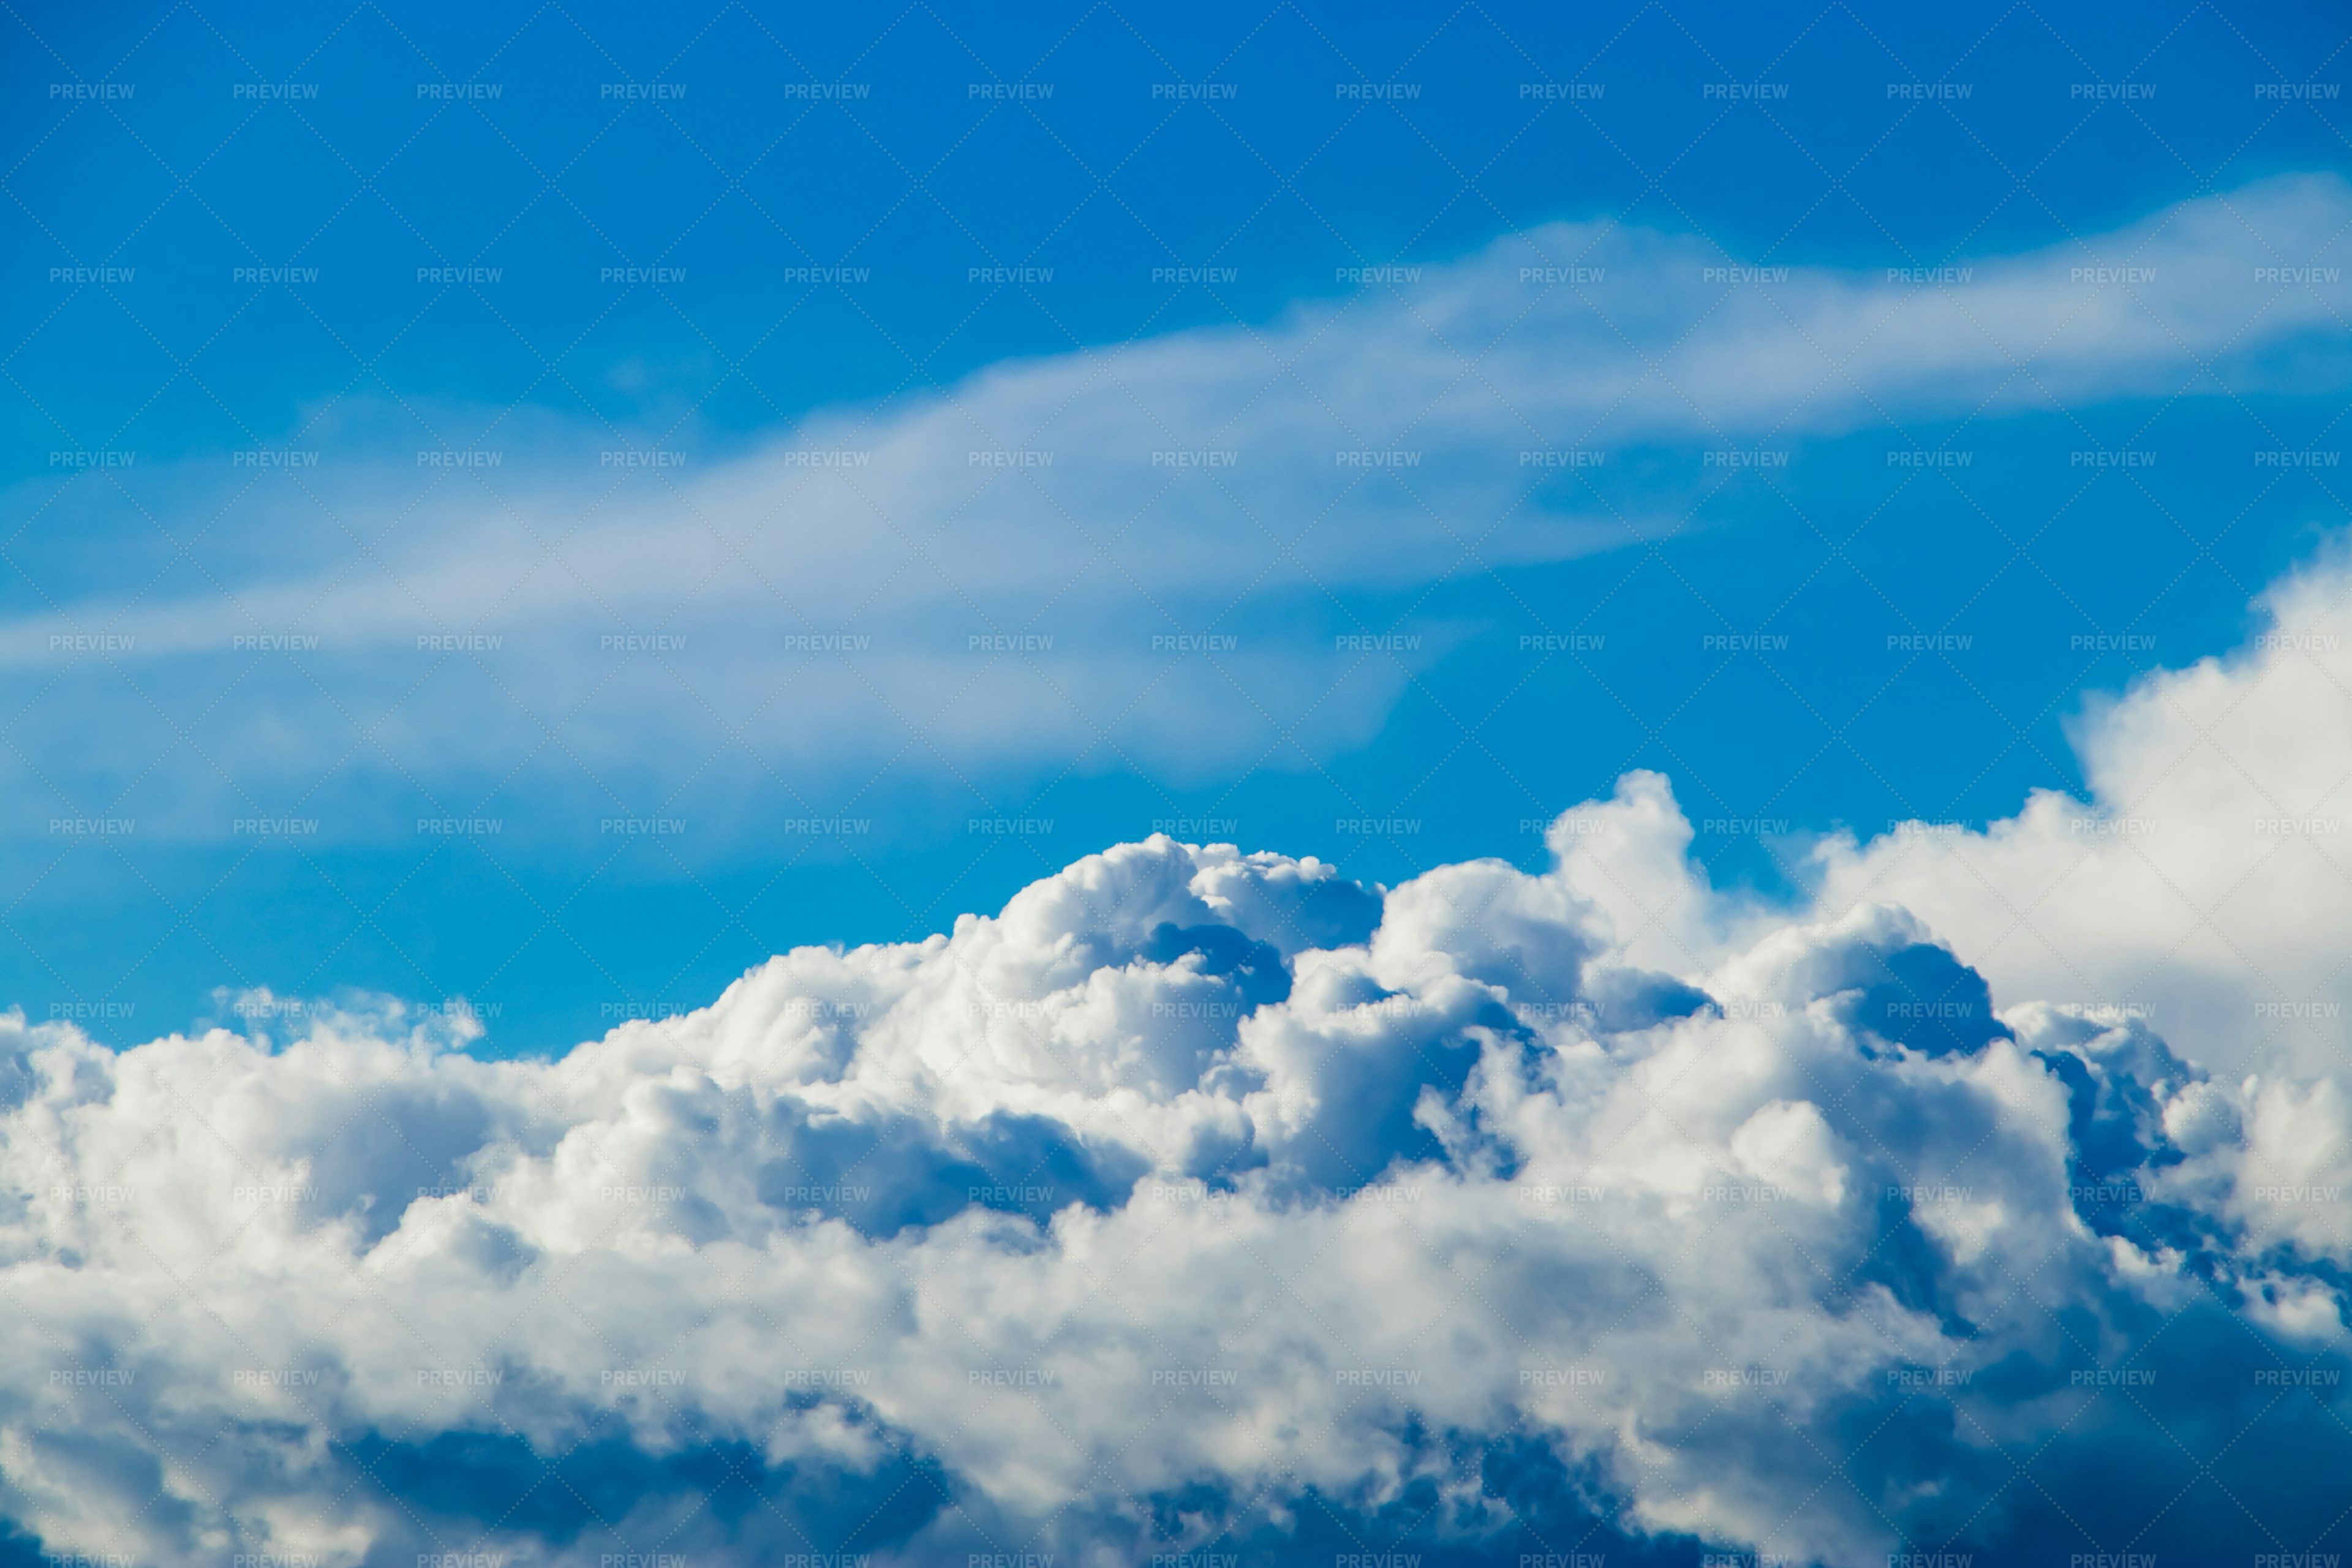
xmin=1812 ymin=534 xmax=2352 ymax=1079
xmin=4 ymin=548 xmax=2351 ymax=1567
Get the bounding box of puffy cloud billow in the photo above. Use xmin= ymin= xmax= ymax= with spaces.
xmin=8 ymin=552 xmax=2352 ymax=1567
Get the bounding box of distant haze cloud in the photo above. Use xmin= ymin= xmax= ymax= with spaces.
xmin=7 ymin=174 xmax=2350 ymax=835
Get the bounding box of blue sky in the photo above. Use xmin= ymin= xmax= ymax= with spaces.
xmin=11 ymin=6 xmax=2352 ymax=1566
xmin=6 ymin=0 xmax=2349 ymax=1052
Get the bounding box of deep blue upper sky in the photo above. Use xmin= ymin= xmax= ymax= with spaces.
xmin=4 ymin=0 xmax=2348 ymax=1053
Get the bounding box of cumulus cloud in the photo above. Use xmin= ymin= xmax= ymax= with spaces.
xmin=1812 ymin=533 xmax=2352 ymax=1079
xmin=11 ymin=173 xmax=2352 ymax=834
xmin=4 ymin=545 xmax=2352 ymax=1566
